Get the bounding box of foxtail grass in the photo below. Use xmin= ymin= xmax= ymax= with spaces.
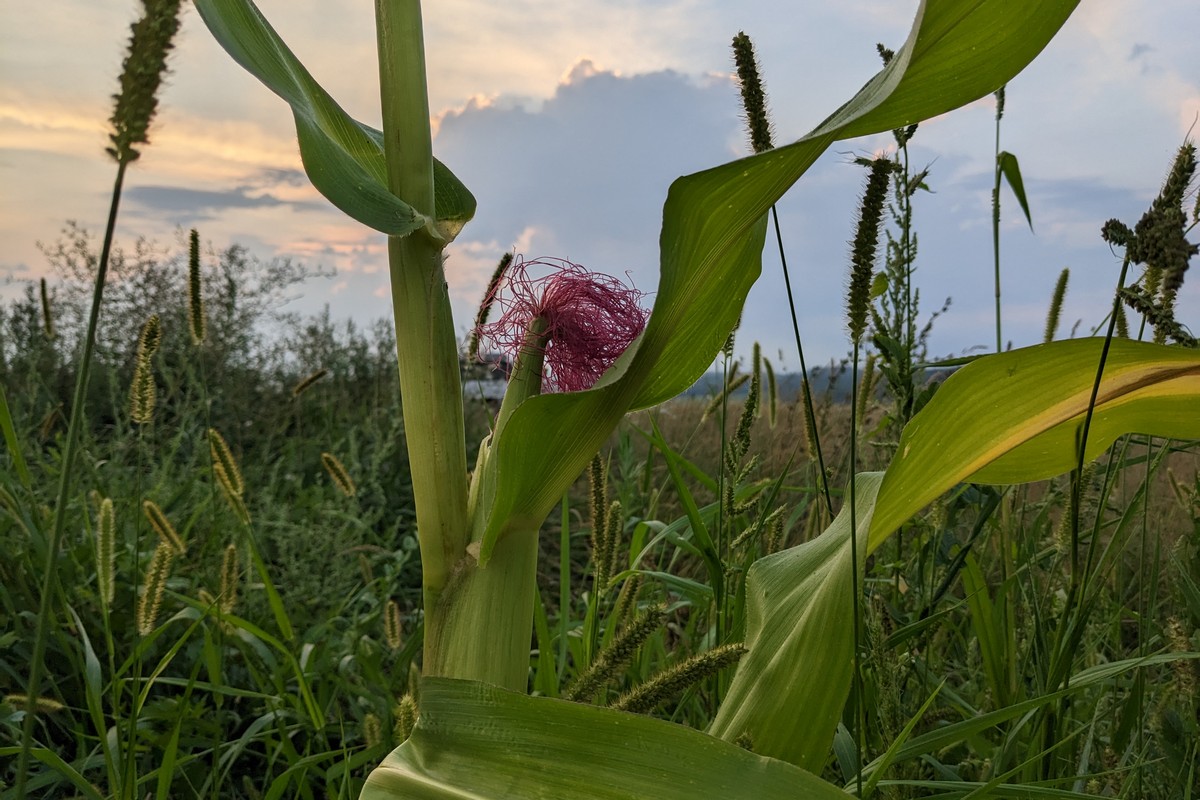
xmin=208 ymin=428 xmax=244 ymax=496
xmin=187 ymin=227 xmax=205 ymax=345
xmin=129 ymin=314 xmax=161 ymax=425
xmin=732 ymin=31 xmax=833 ymax=518
xmin=95 ymin=496 xmax=117 ymax=606
xmin=137 ymin=542 xmax=175 ymax=635
xmin=1044 ymin=267 xmax=1069 ymax=343
xmin=564 ymin=604 xmax=666 ymax=702
xmin=393 ymin=694 xmax=418 ymax=742
xmin=845 ymin=155 xmax=893 ymax=797
xmin=384 ymin=599 xmax=404 ymax=651
xmin=143 ymin=499 xmax=185 ymax=555
xmin=292 ymin=368 xmax=329 ymax=397
xmin=322 ymin=451 xmax=357 ymax=497
xmin=611 ymin=642 xmax=746 ymax=714
xmin=17 ymin=1 xmax=184 ymax=791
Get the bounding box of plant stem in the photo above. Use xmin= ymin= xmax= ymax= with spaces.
xmin=374 ymin=0 xmax=469 ymax=616
xmin=772 ymin=206 xmax=833 ymax=519
xmin=425 ymin=320 xmax=548 ymax=688
xmin=849 ymin=342 xmax=865 ymax=799
xmin=17 ymin=160 xmax=127 ymax=797
xmin=992 ymin=91 xmax=1004 ymax=353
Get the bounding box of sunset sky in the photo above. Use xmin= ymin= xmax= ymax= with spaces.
xmin=2 ymin=0 xmax=1198 ymax=366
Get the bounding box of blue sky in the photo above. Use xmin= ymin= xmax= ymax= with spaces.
xmin=2 ymin=0 xmax=1197 ymax=367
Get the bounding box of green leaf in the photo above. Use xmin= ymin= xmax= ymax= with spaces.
xmin=997 ymin=151 xmax=1034 ymax=229
xmin=710 ymin=338 xmax=1200 ymax=768
xmin=361 ymin=678 xmax=851 ymax=799
xmin=707 ymin=473 xmax=881 ymax=770
xmin=192 ymin=0 xmax=475 ymax=239
xmin=0 ymin=382 xmax=31 ymax=489
xmin=475 ymin=0 xmax=1080 ymax=564
xmin=961 ymin=553 xmax=1013 ymax=707
xmin=808 ymin=0 xmax=1076 ymax=140
xmin=870 ymin=338 xmax=1200 ymax=552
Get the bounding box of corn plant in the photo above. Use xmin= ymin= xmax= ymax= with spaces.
xmin=189 ymin=0 xmax=1200 ymax=795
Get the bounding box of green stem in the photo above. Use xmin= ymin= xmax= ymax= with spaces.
xmin=849 ymin=341 xmax=865 ymax=799
xmin=374 ymin=0 xmax=470 ymax=621
xmin=17 ymin=160 xmax=127 ymax=797
xmin=425 ymin=319 xmax=548 ymax=689
xmin=992 ymin=96 xmax=1004 ymax=353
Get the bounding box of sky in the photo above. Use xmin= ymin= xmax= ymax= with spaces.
xmin=2 ymin=0 xmax=1198 ymax=370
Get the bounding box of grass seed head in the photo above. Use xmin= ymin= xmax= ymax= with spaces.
xmin=611 ymin=642 xmax=747 ymax=714
xmin=39 ymin=278 xmax=53 ymax=338
xmin=384 ymin=599 xmax=404 ymax=651
xmin=732 ymin=32 xmax=774 ymax=155
xmin=4 ymin=694 xmax=66 ymax=714
xmin=564 ymin=604 xmax=667 ymax=702
xmin=1044 ymin=268 xmax=1070 ymax=343
xmin=96 ymin=497 xmax=116 ymax=605
xmin=137 ymin=542 xmax=175 ymax=635
xmin=219 ymin=543 xmax=239 ymax=614
xmin=187 ymin=228 xmax=206 ymax=345
xmin=129 ymin=314 xmax=161 ymax=424
xmin=393 ymin=694 xmax=418 ymax=742
xmin=363 ymin=713 xmax=383 ymax=748
xmin=322 ymin=452 xmax=357 ymax=497
xmin=143 ymin=499 xmax=185 ymax=555
xmin=469 ymin=252 xmax=514 ymax=360
xmin=208 ymin=428 xmax=244 ymax=496
xmin=108 ymin=0 xmax=184 ymax=164
xmin=292 ymin=368 xmax=329 ymax=397
xmin=847 ymin=158 xmax=894 ymax=345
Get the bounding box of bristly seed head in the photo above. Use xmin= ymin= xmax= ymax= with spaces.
xmin=108 ymin=0 xmax=184 ymax=164
xmin=847 ymin=158 xmax=894 ymax=344
xmin=732 ymin=32 xmax=774 ymax=155
xmin=188 ymin=228 xmax=206 ymax=345
xmin=474 ymin=257 xmax=649 ymax=393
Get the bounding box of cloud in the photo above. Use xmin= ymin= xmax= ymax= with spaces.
xmin=434 ymin=60 xmax=743 ymax=336
xmin=124 ymin=184 xmax=307 ymax=216
xmin=4 ymin=0 xmax=1197 ymax=367
xmin=1129 ymin=43 xmax=1153 ymax=61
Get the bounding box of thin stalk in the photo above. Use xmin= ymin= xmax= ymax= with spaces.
xmin=992 ymin=89 xmax=1004 ymax=353
xmin=772 ymin=205 xmax=834 ymax=519
xmin=1040 ymin=252 xmax=1132 ymax=778
xmin=901 ymin=145 xmax=914 ymax=358
xmin=17 ymin=160 xmax=127 ymax=795
xmin=715 ymin=346 xmax=732 ymax=651
xmin=374 ymin=0 xmax=470 ymax=641
xmin=1071 ymin=253 xmax=1131 ymax=586
xmin=1134 ymin=436 xmax=1152 ymax=798
xmin=849 ymin=343 xmax=865 ymax=798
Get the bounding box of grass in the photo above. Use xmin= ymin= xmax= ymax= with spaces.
xmin=2 ymin=220 xmax=1198 ymax=796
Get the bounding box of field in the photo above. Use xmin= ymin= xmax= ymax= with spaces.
xmin=2 ymin=224 xmax=1198 ymax=797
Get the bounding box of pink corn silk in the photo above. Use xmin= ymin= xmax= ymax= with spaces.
xmin=475 ymin=257 xmax=649 ymax=393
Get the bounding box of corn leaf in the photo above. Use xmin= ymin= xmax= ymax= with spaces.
xmin=360 ymin=678 xmax=852 ymax=799
xmin=710 ymin=338 xmax=1200 ymax=767
xmin=707 ymin=473 xmax=881 ymax=771
xmin=476 ymin=0 xmax=1079 ymax=564
xmin=870 ymin=338 xmax=1200 ymax=552
xmin=192 ymin=0 xmax=476 ymax=240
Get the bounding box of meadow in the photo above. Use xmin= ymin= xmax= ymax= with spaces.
xmin=3 ymin=0 xmax=1199 ymax=797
